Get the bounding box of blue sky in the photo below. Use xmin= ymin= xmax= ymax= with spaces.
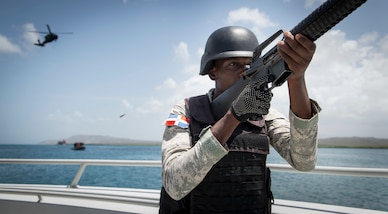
xmin=1 ymin=0 xmax=387 ymax=144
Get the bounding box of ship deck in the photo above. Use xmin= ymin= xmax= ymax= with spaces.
xmin=1 ymin=159 xmax=387 ymax=214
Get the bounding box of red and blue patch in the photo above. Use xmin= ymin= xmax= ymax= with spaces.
xmin=165 ymin=114 xmax=190 ymax=129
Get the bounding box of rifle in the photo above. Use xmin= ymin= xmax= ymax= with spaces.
xmin=211 ymin=0 xmax=367 ymax=120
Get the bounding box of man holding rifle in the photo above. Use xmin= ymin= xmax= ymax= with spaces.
xmin=159 ymin=26 xmax=321 ymax=213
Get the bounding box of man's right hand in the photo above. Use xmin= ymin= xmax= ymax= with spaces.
xmin=231 ymin=76 xmax=273 ymax=122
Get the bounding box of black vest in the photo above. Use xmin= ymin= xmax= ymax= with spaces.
xmin=160 ymin=95 xmax=274 ymax=214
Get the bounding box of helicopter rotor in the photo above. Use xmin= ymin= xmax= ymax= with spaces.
xmin=28 ymin=31 xmax=73 ymax=35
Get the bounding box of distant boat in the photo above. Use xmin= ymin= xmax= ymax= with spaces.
xmin=72 ymin=142 xmax=85 ymax=150
xmin=57 ymin=139 xmax=66 ymax=145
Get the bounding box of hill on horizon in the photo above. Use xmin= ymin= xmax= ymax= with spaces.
xmin=318 ymin=137 xmax=388 ymax=148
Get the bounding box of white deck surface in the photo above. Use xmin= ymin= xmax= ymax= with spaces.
xmin=1 ymin=184 xmax=387 ymax=214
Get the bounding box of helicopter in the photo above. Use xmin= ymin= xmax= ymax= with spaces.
xmin=30 ymin=24 xmax=72 ymax=47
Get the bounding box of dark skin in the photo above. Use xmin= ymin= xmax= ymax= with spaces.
xmin=210 ymin=31 xmax=317 ymax=146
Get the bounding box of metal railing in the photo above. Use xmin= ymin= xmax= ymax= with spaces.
xmin=1 ymin=158 xmax=388 ymax=188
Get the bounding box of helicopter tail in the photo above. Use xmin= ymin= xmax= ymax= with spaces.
xmin=34 ymin=39 xmax=44 ymax=47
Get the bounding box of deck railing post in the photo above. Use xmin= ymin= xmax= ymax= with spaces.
xmin=69 ymin=162 xmax=87 ymax=188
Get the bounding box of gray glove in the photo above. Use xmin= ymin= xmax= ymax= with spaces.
xmin=231 ymin=76 xmax=273 ymax=121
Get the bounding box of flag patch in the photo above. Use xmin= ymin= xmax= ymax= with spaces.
xmin=165 ymin=114 xmax=190 ymax=129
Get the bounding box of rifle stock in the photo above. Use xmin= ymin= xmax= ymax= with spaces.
xmin=211 ymin=0 xmax=367 ymax=120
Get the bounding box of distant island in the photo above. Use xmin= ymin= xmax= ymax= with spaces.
xmin=318 ymin=137 xmax=388 ymax=148
xmin=39 ymin=135 xmax=388 ymax=148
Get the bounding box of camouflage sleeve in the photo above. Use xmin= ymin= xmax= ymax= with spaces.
xmin=264 ymin=99 xmax=321 ymax=171
xmin=161 ymin=100 xmax=228 ymax=200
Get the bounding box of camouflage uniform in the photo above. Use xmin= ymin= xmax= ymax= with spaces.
xmin=162 ymin=90 xmax=321 ymax=201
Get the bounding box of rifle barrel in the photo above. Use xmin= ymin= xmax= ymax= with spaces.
xmin=291 ymin=0 xmax=368 ymax=41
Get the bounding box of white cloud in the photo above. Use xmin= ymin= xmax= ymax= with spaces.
xmin=122 ymin=98 xmax=133 ymax=109
xmin=359 ymin=32 xmax=379 ymax=45
xmin=226 ymin=7 xmax=277 ymax=41
xmin=227 ymin=7 xmax=275 ymax=28
xmin=156 ymin=78 xmax=177 ymax=90
xmin=182 ymin=63 xmax=199 ymax=74
xmin=0 ymin=23 xmax=40 ymax=54
xmin=241 ymin=29 xmax=388 ymax=138
xmin=303 ymin=30 xmax=388 ymax=137
xmin=0 ymin=34 xmax=22 ymax=54
xmin=181 ymin=75 xmax=213 ymax=98
xmin=23 ymin=23 xmax=39 ymax=44
xmin=304 ymin=0 xmax=326 ymax=9
xmin=174 ymin=41 xmax=190 ymax=62
xmin=22 ymin=23 xmax=40 ymax=50
xmin=196 ymin=47 xmax=204 ymax=57
xmin=154 ymin=41 xmax=212 ymax=106
xmin=136 ymin=98 xmax=164 ymax=114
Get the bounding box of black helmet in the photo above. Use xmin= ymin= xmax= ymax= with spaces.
xmin=200 ymin=26 xmax=259 ymax=75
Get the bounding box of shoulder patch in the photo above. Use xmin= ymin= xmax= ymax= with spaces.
xmin=165 ymin=114 xmax=190 ymax=129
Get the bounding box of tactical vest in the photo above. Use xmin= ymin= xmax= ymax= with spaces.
xmin=160 ymin=95 xmax=274 ymax=214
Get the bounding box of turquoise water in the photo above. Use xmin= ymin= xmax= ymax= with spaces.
xmin=0 ymin=144 xmax=387 ymax=211
xmin=268 ymin=147 xmax=388 ymax=212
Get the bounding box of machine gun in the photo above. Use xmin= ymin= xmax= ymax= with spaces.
xmin=211 ymin=0 xmax=368 ymax=120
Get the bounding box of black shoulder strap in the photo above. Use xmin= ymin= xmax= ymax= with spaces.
xmin=186 ymin=95 xmax=216 ymax=146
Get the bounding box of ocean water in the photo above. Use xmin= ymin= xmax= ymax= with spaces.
xmin=0 ymin=144 xmax=387 ymax=212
